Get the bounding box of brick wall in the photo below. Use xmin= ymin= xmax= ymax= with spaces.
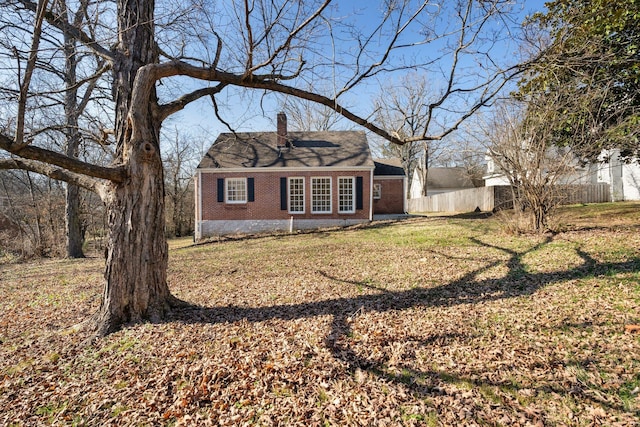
xmin=199 ymin=170 xmax=372 ymax=222
xmin=373 ymin=177 xmax=405 ymax=214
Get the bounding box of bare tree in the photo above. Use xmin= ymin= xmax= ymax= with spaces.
xmin=372 ymin=0 xmax=526 ymax=197
xmin=59 ymin=0 xmax=110 ymax=258
xmin=279 ymin=94 xmax=347 ymax=132
xmin=0 ymin=169 xmax=66 ymax=257
xmin=482 ymin=100 xmax=587 ymax=232
xmin=162 ymin=129 xmax=197 ymax=237
xmin=0 ymin=0 xmax=526 ymax=337
xmin=0 ymin=0 xmax=111 ymax=258
xmin=438 ymin=128 xmax=487 ymax=187
xmin=373 ymin=74 xmax=445 ymax=197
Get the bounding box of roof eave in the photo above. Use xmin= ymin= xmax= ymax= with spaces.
xmin=197 ymin=165 xmax=375 ymax=173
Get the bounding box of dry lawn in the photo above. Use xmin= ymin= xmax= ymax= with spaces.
xmin=1 ymin=202 xmax=639 ymax=426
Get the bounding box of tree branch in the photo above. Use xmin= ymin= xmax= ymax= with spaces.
xmin=16 ymin=0 xmax=114 ymax=62
xmin=211 ymin=94 xmax=238 ymax=137
xmin=338 ymin=1 xmax=430 ymax=97
xmin=0 ymin=157 xmax=108 ymax=198
xmin=156 ymin=83 xmax=228 ymax=122
xmin=132 ymin=61 xmax=404 ymax=145
xmin=15 ymin=0 xmax=49 ymax=148
xmin=0 ymin=133 xmax=126 ymax=183
xmin=77 ymin=60 xmax=110 ymax=115
xmin=247 ymin=0 xmax=332 ymax=74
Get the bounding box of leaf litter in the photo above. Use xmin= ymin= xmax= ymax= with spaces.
xmin=1 ymin=205 xmax=640 ymax=426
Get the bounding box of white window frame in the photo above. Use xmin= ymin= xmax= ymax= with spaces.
xmin=288 ymin=177 xmax=305 ymax=214
xmin=311 ymin=177 xmax=332 ymax=214
xmin=373 ymin=183 xmax=382 ymax=199
xmin=338 ymin=176 xmax=355 ymax=214
xmin=226 ymin=177 xmax=247 ymax=204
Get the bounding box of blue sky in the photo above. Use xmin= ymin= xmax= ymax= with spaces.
xmin=164 ymin=0 xmax=550 ymax=150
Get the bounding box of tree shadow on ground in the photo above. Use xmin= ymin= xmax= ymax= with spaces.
xmin=172 ymin=234 xmax=638 ymax=326
xmin=169 ymin=233 xmax=640 ymax=420
xmin=429 ymin=211 xmax=495 ymax=220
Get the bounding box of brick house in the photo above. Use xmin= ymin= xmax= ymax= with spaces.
xmin=194 ymin=113 xmax=405 ymax=238
xmin=372 ymin=158 xmax=407 ymax=214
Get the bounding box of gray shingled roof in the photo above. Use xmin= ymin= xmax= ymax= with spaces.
xmin=197 ymin=131 xmax=374 ymax=169
xmin=425 ymin=167 xmax=475 ymax=189
xmin=372 ymin=158 xmax=405 ymax=176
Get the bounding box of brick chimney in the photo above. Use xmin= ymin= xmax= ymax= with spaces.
xmin=277 ymin=112 xmax=288 ymax=148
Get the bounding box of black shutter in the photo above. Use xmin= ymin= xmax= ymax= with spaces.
xmin=248 ymin=177 xmax=255 ymax=202
xmin=356 ymin=176 xmax=364 ymax=210
xmin=280 ymin=177 xmax=287 ymax=210
xmin=217 ymin=178 xmax=224 ymax=202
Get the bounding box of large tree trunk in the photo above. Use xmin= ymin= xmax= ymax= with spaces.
xmin=91 ymin=0 xmax=178 ymax=336
xmin=92 ymin=140 xmax=175 ymax=336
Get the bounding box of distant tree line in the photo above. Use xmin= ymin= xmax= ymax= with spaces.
xmin=0 ymin=129 xmax=197 ymax=259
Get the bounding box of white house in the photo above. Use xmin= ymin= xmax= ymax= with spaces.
xmin=596 ymin=149 xmax=640 ymax=201
xmin=483 ymin=148 xmax=640 ymax=201
xmin=482 ymin=154 xmax=511 ymax=187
